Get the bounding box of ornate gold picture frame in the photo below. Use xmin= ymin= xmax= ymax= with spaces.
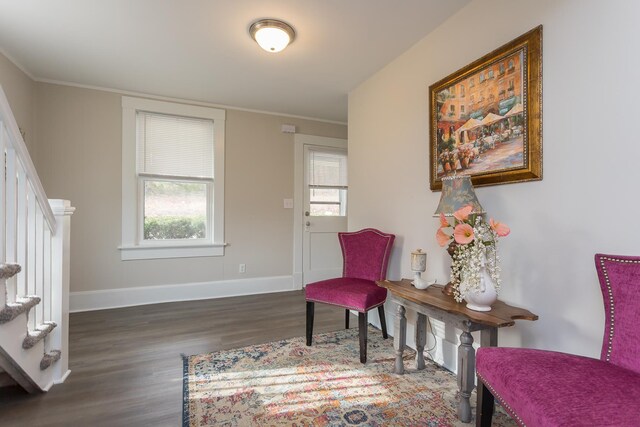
xmin=429 ymin=26 xmax=542 ymax=191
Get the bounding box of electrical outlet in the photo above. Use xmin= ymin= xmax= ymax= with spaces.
xmin=239 ymin=263 xmax=246 ymax=273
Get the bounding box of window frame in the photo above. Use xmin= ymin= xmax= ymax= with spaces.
xmin=120 ymin=96 xmax=226 ymax=260
xmin=309 ymin=187 xmax=348 ymax=217
xmin=306 ymin=146 xmax=348 ymax=218
xmin=137 ymin=175 xmax=213 ymax=244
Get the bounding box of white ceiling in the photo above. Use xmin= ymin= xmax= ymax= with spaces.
xmin=0 ymin=0 xmax=469 ymax=123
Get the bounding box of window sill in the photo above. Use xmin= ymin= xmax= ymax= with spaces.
xmin=118 ymin=243 xmax=226 ymax=260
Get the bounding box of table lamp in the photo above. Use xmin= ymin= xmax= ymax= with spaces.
xmin=433 ymin=175 xmax=485 ymax=295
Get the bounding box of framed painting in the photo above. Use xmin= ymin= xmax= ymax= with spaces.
xmin=429 ymin=26 xmax=542 ymax=191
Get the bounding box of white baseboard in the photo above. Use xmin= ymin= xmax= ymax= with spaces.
xmin=54 ymin=369 xmax=71 ymax=385
xmin=293 ymin=272 xmax=303 ymax=290
xmin=70 ymin=275 xmax=295 ymax=312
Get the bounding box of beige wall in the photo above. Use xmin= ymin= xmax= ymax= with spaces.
xmin=349 ymin=0 xmax=640 ymax=370
xmin=33 ymin=82 xmax=346 ymax=293
xmin=0 ymin=53 xmax=36 ymax=157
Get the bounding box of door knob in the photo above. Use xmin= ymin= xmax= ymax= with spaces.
xmin=306 ymin=221 xmax=311 ymax=226
xmin=305 ymin=211 xmax=310 ymax=216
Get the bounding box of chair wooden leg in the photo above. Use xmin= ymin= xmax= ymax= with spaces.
xmin=345 ymin=309 xmax=350 ymax=329
xmin=358 ymin=312 xmax=368 ymax=363
xmin=476 ymin=378 xmax=495 ymax=427
xmin=378 ymin=306 xmax=388 ymax=339
xmin=306 ymin=301 xmax=314 ymax=346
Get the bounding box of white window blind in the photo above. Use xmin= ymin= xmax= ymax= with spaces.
xmin=136 ymin=111 xmax=214 ymax=178
xmin=308 ymin=149 xmax=348 ymax=188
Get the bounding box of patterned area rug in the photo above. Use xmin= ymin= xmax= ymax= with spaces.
xmin=183 ymin=327 xmax=516 ymax=426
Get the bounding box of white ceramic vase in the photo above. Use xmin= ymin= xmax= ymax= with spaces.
xmin=463 ymin=251 xmax=498 ymax=312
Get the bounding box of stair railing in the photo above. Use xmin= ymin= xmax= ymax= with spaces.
xmin=0 ymin=85 xmax=74 ymax=388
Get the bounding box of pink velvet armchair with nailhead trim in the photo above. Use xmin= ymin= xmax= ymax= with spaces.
xmin=305 ymin=228 xmax=395 ymax=363
xmin=475 ymin=254 xmax=640 ymax=427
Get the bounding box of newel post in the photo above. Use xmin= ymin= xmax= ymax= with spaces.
xmin=49 ymin=199 xmax=75 ymax=384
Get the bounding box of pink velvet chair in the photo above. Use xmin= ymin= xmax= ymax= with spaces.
xmin=305 ymin=228 xmax=395 ymax=363
xmin=476 ymin=254 xmax=640 ymax=426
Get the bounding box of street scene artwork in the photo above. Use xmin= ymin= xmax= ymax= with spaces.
xmin=429 ymin=26 xmax=542 ymax=190
xmin=435 ymin=49 xmax=524 ymax=178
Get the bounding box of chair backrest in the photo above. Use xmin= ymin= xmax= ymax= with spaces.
xmin=595 ymin=253 xmax=640 ymax=374
xmin=339 ymin=228 xmax=395 ymax=282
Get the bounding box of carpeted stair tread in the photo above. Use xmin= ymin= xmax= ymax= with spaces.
xmin=22 ymin=321 xmax=57 ymax=349
xmin=40 ymin=350 xmax=61 ymax=370
xmin=0 ymin=296 xmax=41 ymax=324
xmin=0 ymin=263 xmax=21 ymax=280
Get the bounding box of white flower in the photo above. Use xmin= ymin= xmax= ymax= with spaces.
xmin=450 ymin=219 xmax=502 ymax=303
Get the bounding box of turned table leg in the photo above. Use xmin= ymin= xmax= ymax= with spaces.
xmin=415 ymin=313 xmax=427 ymax=370
xmin=458 ymin=329 xmax=475 ymax=423
xmin=394 ymin=304 xmax=407 ymax=374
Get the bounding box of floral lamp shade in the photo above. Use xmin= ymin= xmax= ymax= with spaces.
xmin=433 ymin=175 xmax=485 ymax=217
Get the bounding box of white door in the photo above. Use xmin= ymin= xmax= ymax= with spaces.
xmin=302 ymin=144 xmax=348 ymax=285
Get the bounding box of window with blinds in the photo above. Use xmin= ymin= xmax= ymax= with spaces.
xmin=121 ymin=96 xmax=225 ymax=259
xmin=136 ymin=111 xmax=214 ymax=241
xmin=137 ymin=112 xmax=214 ymax=178
xmin=308 ymin=149 xmax=347 ymax=216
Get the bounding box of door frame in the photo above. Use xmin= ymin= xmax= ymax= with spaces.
xmin=293 ymin=134 xmax=348 ymax=290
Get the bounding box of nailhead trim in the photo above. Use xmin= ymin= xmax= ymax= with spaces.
xmin=477 ymin=372 xmax=526 ymax=427
xmin=597 ymin=256 xmax=640 ymax=362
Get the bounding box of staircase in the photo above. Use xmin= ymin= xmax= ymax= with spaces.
xmin=0 ymin=85 xmax=74 ymax=393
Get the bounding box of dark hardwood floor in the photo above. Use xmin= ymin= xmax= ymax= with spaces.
xmin=0 ymin=290 xmax=347 ymax=426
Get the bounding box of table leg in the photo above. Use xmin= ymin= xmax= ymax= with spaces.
xmin=415 ymin=313 xmax=427 ymax=370
xmin=480 ymin=327 xmax=497 ymax=347
xmin=457 ymin=329 xmax=475 ymax=423
xmin=394 ymin=304 xmax=406 ymax=374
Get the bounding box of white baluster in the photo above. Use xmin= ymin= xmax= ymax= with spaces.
xmin=26 ymin=185 xmax=37 ymax=330
xmin=5 ymin=148 xmax=17 ymax=304
xmin=43 ymin=227 xmax=52 ymax=326
xmin=16 ymin=165 xmax=27 ymax=298
xmin=27 ymin=185 xmax=36 ymax=297
xmin=0 ymin=121 xmax=5 ymax=307
xmin=0 ymin=121 xmax=5 ymax=262
xmin=35 ymin=208 xmax=44 ymax=326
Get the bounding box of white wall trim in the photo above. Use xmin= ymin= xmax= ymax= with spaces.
xmin=118 ymin=244 xmax=225 ymax=260
xmin=35 ymin=77 xmax=347 ymax=125
xmin=70 ymin=275 xmax=296 ymax=312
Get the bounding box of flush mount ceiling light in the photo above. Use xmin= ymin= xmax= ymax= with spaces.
xmin=249 ymin=19 xmax=296 ymax=53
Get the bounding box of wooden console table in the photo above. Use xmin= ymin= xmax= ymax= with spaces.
xmin=376 ymin=279 xmax=538 ymax=424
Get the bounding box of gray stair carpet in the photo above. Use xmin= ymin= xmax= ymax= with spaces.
xmin=40 ymin=350 xmax=61 ymax=370
xmin=23 ymin=321 xmax=57 ymax=349
xmin=0 ymin=263 xmax=21 ymax=279
xmin=0 ymin=296 xmax=41 ymax=324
